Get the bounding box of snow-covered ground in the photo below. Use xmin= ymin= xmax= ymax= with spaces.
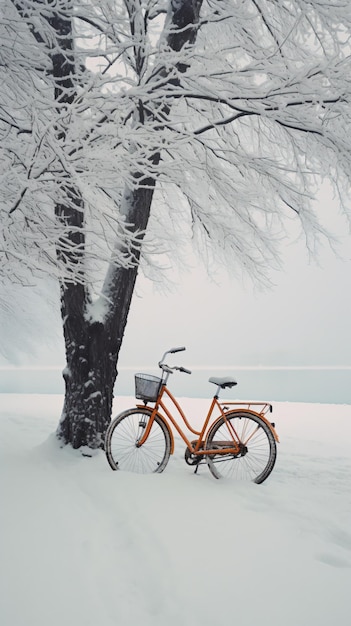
xmin=1 ymin=394 xmax=350 ymax=626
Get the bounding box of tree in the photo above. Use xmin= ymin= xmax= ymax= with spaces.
xmin=1 ymin=0 xmax=351 ymax=450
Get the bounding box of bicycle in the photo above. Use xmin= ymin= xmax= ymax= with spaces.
xmin=105 ymin=347 xmax=279 ymax=483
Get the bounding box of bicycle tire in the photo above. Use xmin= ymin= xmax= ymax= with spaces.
xmin=205 ymin=411 xmax=277 ymax=484
xmin=105 ymin=408 xmax=171 ymax=473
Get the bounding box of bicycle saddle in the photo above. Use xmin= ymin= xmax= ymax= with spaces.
xmin=209 ymin=377 xmax=237 ymax=389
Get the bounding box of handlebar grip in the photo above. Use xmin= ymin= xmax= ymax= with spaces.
xmin=179 ymin=367 xmax=192 ymax=375
xmin=169 ymin=346 xmax=186 ymax=354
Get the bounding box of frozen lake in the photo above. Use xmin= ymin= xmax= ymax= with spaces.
xmin=1 ymin=365 xmax=350 ymax=404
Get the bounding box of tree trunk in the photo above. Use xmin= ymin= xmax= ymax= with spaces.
xmin=58 ymin=320 xmax=115 ymax=450
xmin=57 ymin=184 xmax=157 ymax=449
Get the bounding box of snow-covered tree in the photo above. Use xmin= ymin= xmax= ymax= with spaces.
xmin=1 ymin=0 xmax=351 ymax=449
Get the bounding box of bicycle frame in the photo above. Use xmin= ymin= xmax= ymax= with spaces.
xmin=136 ymin=383 xmax=279 ymax=457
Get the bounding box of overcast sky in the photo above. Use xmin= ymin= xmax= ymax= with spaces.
xmin=119 ymin=240 xmax=350 ymax=368
xmin=114 ymin=183 xmax=351 ymax=369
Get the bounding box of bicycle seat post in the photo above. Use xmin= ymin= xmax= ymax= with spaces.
xmin=214 ymin=385 xmax=222 ymax=399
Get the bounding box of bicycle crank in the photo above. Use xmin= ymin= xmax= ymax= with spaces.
xmin=184 ymin=441 xmax=203 ymax=466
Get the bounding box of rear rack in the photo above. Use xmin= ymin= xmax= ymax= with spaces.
xmin=220 ymin=402 xmax=273 ymax=416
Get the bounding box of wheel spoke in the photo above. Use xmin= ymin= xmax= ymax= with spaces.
xmin=206 ymin=412 xmax=276 ymax=483
xmin=105 ymin=410 xmax=171 ymax=473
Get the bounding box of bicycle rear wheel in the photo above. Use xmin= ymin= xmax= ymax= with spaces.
xmin=105 ymin=408 xmax=171 ymax=473
xmin=205 ymin=411 xmax=277 ymax=484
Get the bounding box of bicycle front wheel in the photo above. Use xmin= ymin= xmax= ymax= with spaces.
xmin=206 ymin=411 xmax=277 ymax=484
xmin=105 ymin=408 xmax=171 ymax=473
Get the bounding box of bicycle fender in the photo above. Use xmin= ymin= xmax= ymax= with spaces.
xmin=136 ymin=405 xmax=175 ymax=454
xmin=212 ymin=409 xmax=280 ymax=443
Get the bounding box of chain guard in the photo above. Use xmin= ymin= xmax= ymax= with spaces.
xmin=210 ymin=441 xmax=248 ymax=459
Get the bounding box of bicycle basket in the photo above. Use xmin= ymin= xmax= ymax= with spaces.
xmin=135 ymin=374 xmax=162 ymax=402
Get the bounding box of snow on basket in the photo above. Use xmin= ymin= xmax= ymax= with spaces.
xmin=135 ymin=374 xmax=162 ymax=402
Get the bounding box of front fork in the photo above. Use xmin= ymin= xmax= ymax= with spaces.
xmin=135 ymin=406 xmax=175 ymax=454
xmin=135 ymin=417 xmax=148 ymax=446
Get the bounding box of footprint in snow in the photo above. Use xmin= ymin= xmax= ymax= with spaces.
xmin=316 ymin=552 xmax=351 ymax=569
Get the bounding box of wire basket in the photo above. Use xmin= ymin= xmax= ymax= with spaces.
xmin=135 ymin=373 xmax=162 ymax=402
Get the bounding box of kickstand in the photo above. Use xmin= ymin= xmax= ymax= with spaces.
xmin=194 ymin=462 xmax=200 ymax=475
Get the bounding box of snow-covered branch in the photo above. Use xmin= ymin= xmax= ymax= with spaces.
xmin=1 ymin=0 xmax=351 ymax=293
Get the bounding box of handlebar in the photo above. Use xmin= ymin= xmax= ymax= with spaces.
xmin=158 ymin=347 xmax=192 ymax=375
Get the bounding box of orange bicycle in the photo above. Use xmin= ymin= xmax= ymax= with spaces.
xmin=105 ymin=347 xmax=279 ymax=483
